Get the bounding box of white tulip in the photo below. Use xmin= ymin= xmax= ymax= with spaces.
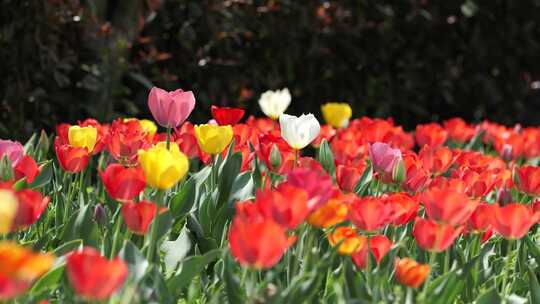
xmin=258 ymin=88 xmax=291 ymax=120
xmin=279 ymin=113 xmax=321 ymax=150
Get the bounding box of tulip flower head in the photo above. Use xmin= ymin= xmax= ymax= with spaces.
xmin=308 ymin=191 xmax=351 ymax=228
xmin=0 ymin=140 xmax=24 ymax=166
xmin=321 ymin=102 xmax=352 ymax=128
xmin=351 ymin=235 xmax=392 ymax=269
xmin=348 ymin=196 xmax=392 ymax=232
xmin=491 ymin=203 xmax=539 ymax=239
xmin=148 ymin=87 xmax=196 ymax=128
xmin=412 ymin=217 xmax=463 ymax=252
xmin=0 ymin=182 xmax=50 ymax=232
xmin=279 ymin=113 xmax=321 ymax=150
xmin=0 ymin=241 xmax=54 ymax=300
xmin=394 ymin=257 xmax=430 ymax=288
xmin=194 ymin=124 xmax=234 ymax=155
xmin=211 ymin=105 xmax=245 ymax=126
xmin=516 ymin=165 xmax=540 ymax=196
xmin=138 ymin=119 xmax=158 ymax=137
xmin=258 ymin=88 xmax=291 ymax=120
xmin=54 ymin=137 xmax=90 ymax=173
xmin=421 ymin=187 xmax=479 ymax=226
xmin=99 ymin=164 xmax=146 ymax=202
xmin=66 ymin=247 xmax=128 ymax=301
xmin=328 ymin=227 xmax=366 ymax=255
xmin=0 ymin=190 xmax=18 ymax=234
xmin=138 ymin=142 xmax=189 ymax=189
xmin=368 ymin=142 xmax=403 ymax=182
xmin=68 ymin=125 xmax=97 ymax=153
xmin=121 ymin=201 xmax=157 ymax=235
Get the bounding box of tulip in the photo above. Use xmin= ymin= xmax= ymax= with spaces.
xmin=68 ymin=125 xmax=98 ymax=153
xmin=321 ymin=102 xmax=352 ymax=128
xmin=0 ymin=190 xmax=18 ymax=234
xmin=452 ymin=167 xmax=497 ymax=198
xmin=0 ymin=242 xmax=54 ymax=300
xmin=107 ymin=119 xmax=149 ymax=165
xmin=211 ymin=105 xmax=245 ymax=126
xmin=78 ymin=119 xmax=107 ymax=154
xmin=0 ymin=140 xmax=24 ymax=166
xmin=348 ymin=196 xmax=392 ymax=232
xmin=351 ymin=235 xmax=392 ymax=269
xmin=138 ymin=142 xmax=189 ymax=190
xmin=336 ymin=163 xmax=366 ymax=193
xmin=287 ymin=168 xmax=334 ymax=211
xmin=394 ymin=257 xmax=430 ymax=288
xmin=66 ymin=247 xmax=128 ymax=300
xmin=54 ymin=137 xmax=90 ymax=173
xmin=99 ymin=164 xmax=146 ymax=202
xmin=368 ymin=142 xmax=402 ymax=182
xmin=328 ymin=227 xmax=366 ymax=255
xmin=194 ymin=124 xmax=234 ymax=155
xmin=402 ymin=153 xmax=430 ymax=193
xmin=443 ymin=118 xmax=476 ymax=143
xmin=256 ymin=183 xmax=309 ymax=229
xmin=0 ymin=182 xmax=50 ymax=232
xmin=228 ymin=214 xmax=295 ymax=269
xmin=384 ymin=192 xmax=419 ymax=226
xmin=279 ymin=114 xmax=320 ymax=150
xmin=415 ymin=123 xmax=448 ymax=147
xmin=257 ymin=133 xmax=294 ymax=171
xmin=121 ymin=201 xmax=157 ymax=235
xmin=308 ymin=191 xmax=351 ymax=228
xmin=148 ymin=86 xmax=195 ymax=128
xmin=312 ymin=125 xmax=337 ymax=148
xmin=418 ymin=145 xmax=454 ymax=175
xmin=14 ymin=155 xmax=39 ymax=184
xmin=421 ymin=187 xmax=479 ymax=226
xmin=258 ymin=88 xmax=291 ymax=120
xmin=412 ymin=217 xmax=464 ymax=252
xmin=516 ymin=165 xmax=540 ymax=196
xmin=467 ymin=202 xmax=494 ymax=232
xmin=138 ymin=119 xmax=158 ymax=137
xmin=491 ymin=203 xmax=538 ymax=239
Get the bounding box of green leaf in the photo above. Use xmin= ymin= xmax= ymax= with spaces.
xmin=162 ymin=226 xmax=192 ymax=275
xmin=528 ymin=267 xmax=540 ymax=304
xmin=525 ymin=236 xmax=540 ymax=266
xmin=170 ymin=177 xmax=196 ymax=219
xmin=0 ymin=155 xmax=14 ymax=181
xmin=29 ymin=264 xmax=65 ymax=295
xmin=30 ymin=161 xmax=53 ymax=189
xmin=217 ymin=152 xmax=242 ymax=207
xmin=119 ymin=240 xmax=149 ymax=283
xmin=223 ymin=254 xmax=244 ymax=304
xmin=353 ymin=159 xmax=373 ymax=195
xmin=316 ymin=139 xmax=336 ymax=177
xmin=53 ymin=239 xmax=82 ymax=256
xmin=476 ymin=288 xmax=501 ymax=304
xmin=166 ymin=249 xmax=222 ymax=296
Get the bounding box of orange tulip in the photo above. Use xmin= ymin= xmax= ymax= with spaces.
xmin=467 ymin=202 xmax=494 ymax=233
xmin=415 ymin=123 xmax=448 ymax=148
xmin=516 ymin=165 xmax=540 ymax=196
xmin=421 ymin=186 xmax=479 ymax=226
xmin=328 ymin=227 xmax=366 ymax=255
xmin=394 ymin=257 xmax=430 ymax=288
xmin=413 ymin=217 xmax=464 ymax=252
xmin=443 ymin=118 xmax=476 ymax=143
xmin=351 ymin=235 xmax=392 ymax=269
xmin=384 ymin=192 xmax=419 ymax=226
xmin=308 ymin=191 xmax=351 ymax=228
xmin=402 ymin=152 xmax=430 ymax=193
xmin=418 ymin=145 xmax=454 ymax=175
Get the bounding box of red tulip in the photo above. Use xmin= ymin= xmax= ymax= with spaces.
xmin=78 ymin=118 xmax=108 ymax=155
xmin=256 ymin=183 xmax=309 ymax=229
xmin=312 ymin=125 xmax=337 ymax=148
xmin=99 ymin=164 xmax=146 ymax=202
xmin=421 ymin=187 xmax=479 ymax=225
xmin=418 ymin=145 xmax=454 ymax=175
xmin=121 ymin=201 xmax=157 ymax=235
xmin=66 ymin=247 xmax=128 ymax=300
xmin=54 ymin=137 xmax=90 ymax=173
xmin=14 ymin=155 xmax=39 ymax=184
xmin=412 ymin=217 xmax=463 ymax=252
xmin=351 ymin=235 xmax=392 ymax=269
xmin=106 ymin=119 xmax=149 ymax=165
xmin=394 ymin=257 xmax=430 ymax=288
xmin=402 ymin=153 xmax=430 ymax=193
xmin=452 ymin=167 xmax=497 ymax=198
xmin=516 ymin=165 xmax=540 ymax=196
xmin=443 ymin=118 xmax=476 ymax=143
xmin=348 ymin=196 xmax=392 ymax=232
xmin=467 ymin=202 xmax=494 ymax=232
xmin=228 ymin=210 xmax=295 ymax=269
xmin=286 ymin=168 xmax=334 ymax=211
xmin=384 ymin=192 xmax=419 ymax=226
xmin=336 ymin=163 xmax=366 ymax=193
xmin=491 ymin=203 xmax=539 ymax=239
xmin=415 ymin=123 xmax=448 ymax=147
xmin=0 ymin=182 xmax=50 ymax=232
xmin=211 ymin=105 xmax=245 ymax=126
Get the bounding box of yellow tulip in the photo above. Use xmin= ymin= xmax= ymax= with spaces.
xmin=321 ymin=102 xmax=352 ymax=129
xmin=139 ymin=119 xmax=158 ymax=137
xmin=138 ymin=142 xmax=189 ymax=189
xmin=0 ymin=190 xmax=17 ymax=234
xmin=194 ymin=124 xmax=234 ymax=155
xmin=68 ymin=125 xmax=97 ymax=152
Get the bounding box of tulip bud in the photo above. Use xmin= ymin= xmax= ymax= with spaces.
xmin=391 ymin=157 xmax=406 ymax=184
xmin=497 ymin=188 xmax=513 ymax=206
xmin=269 ymin=144 xmax=282 ymax=169
xmin=501 ymin=144 xmax=513 ymax=162
xmin=94 ymin=203 xmax=107 ymax=225
xmin=37 ymin=130 xmax=51 ymax=157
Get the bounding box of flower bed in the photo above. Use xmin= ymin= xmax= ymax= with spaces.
xmin=2 ymin=87 xmax=540 ymax=303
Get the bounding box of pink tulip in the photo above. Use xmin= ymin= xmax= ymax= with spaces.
xmin=369 ymin=142 xmax=402 ymax=176
xmin=0 ymin=140 xmax=24 ymax=166
xmin=148 ymin=87 xmax=196 ymax=128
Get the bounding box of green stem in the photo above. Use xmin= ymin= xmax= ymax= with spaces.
xmin=501 ymin=240 xmax=514 ymax=296
xmin=165 ymin=127 xmax=171 ymax=149
xmin=146 ymin=191 xmax=164 ymax=263
xmin=109 ymin=207 xmax=123 ymax=259
xmin=421 ymin=250 xmax=437 ymax=298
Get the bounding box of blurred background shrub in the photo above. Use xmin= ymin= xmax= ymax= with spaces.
xmin=2 ymin=0 xmax=540 ymax=139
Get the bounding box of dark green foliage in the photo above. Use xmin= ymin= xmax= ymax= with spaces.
xmin=2 ymin=0 xmax=540 ymax=139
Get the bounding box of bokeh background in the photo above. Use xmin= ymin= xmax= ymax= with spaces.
xmin=2 ymin=0 xmax=540 ymax=140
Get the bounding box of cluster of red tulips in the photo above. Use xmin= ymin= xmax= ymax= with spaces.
xmin=2 ymin=87 xmax=540 ymax=302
